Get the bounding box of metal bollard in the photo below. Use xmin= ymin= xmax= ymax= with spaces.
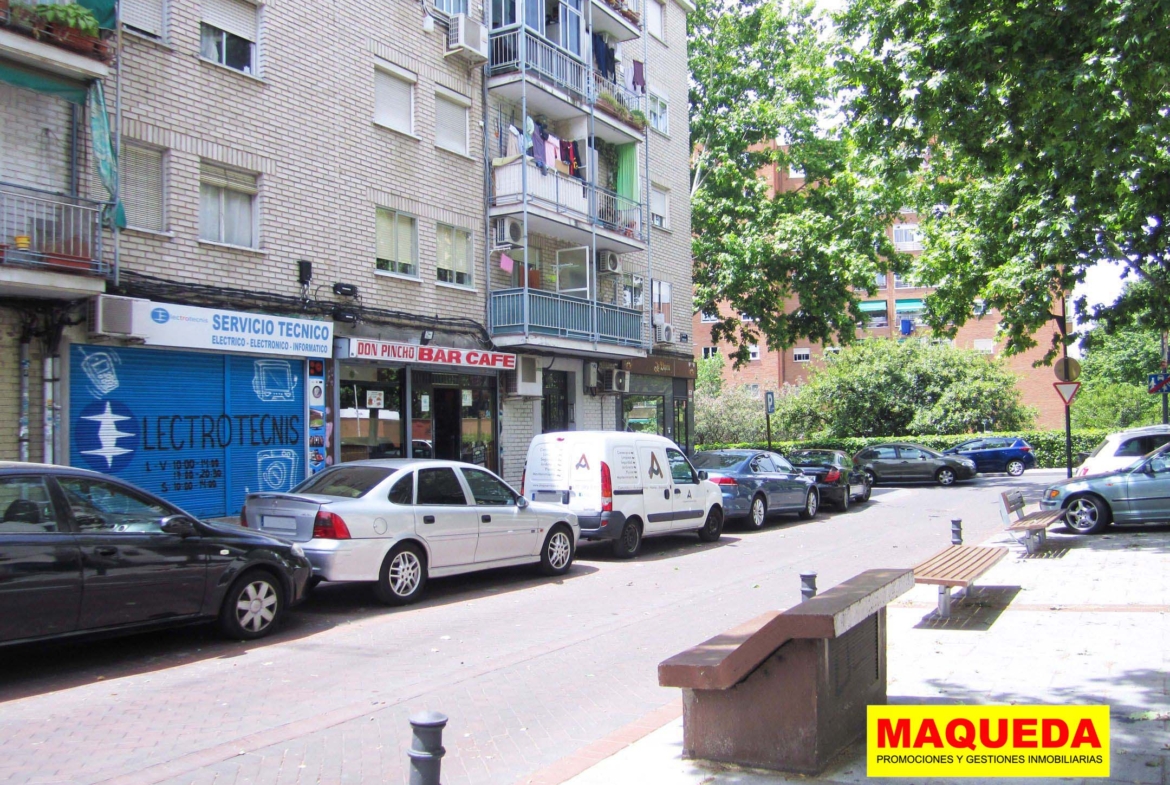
xmin=800 ymin=571 xmax=818 ymax=602
xmin=408 ymin=711 xmax=447 ymax=785
xmin=951 ymin=519 xmax=963 ymax=545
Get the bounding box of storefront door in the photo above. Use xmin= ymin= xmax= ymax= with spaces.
xmin=542 ymin=371 xmax=569 ymax=433
xmin=433 ymin=388 xmax=463 ymax=461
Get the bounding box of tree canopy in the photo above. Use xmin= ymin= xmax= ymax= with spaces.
xmin=1071 ymin=325 xmax=1165 ymax=428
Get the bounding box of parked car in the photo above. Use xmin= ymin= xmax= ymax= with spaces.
xmin=943 ymin=436 xmax=1037 ymax=476
xmin=0 ymin=463 xmax=311 ymax=648
xmin=1074 ymin=425 xmax=1170 ymax=477
xmin=786 ymin=449 xmax=872 ymax=511
xmin=852 ymin=443 xmax=977 ymax=487
xmin=523 ymin=432 xmax=723 ymax=557
xmin=1041 ymin=442 xmax=1170 ymax=533
xmin=244 ymin=460 xmax=577 ymax=605
xmin=690 ymin=449 xmax=819 ymax=530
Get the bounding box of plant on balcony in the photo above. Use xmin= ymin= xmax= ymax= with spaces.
xmin=629 ymin=108 xmax=648 ymax=131
xmin=619 ymin=7 xmax=641 ymax=25
xmin=11 ymin=2 xmax=111 ymax=61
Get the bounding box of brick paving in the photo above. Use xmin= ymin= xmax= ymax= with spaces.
xmin=0 ymin=474 xmax=1053 ymax=785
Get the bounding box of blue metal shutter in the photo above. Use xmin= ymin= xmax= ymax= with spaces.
xmin=225 ymin=354 xmax=305 ymax=506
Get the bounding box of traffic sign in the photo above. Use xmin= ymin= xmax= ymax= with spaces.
xmin=1149 ymin=373 xmax=1170 ymax=395
xmin=1054 ymin=382 xmax=1081 ymax=406
xmin=1054 ymin=357 xmax=1081 ymax=382
xmin=765 ymin=391 xmax=775 ymax=414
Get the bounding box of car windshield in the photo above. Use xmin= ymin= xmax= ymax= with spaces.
xmin=293 ymin=466 xmax=393 ymax=498
xmin=692 ymin=453 xmax=748 ymax=469
xmin=789 ymin=451 xmax=835 ymax=467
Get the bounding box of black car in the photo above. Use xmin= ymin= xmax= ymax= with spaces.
xmin=851 ymin=443 xmax=978 ymax=486
xmin=0 ymin=463 xmax=311 ymax=648
xmin=787 ymin=449 xmax=872 ymax=511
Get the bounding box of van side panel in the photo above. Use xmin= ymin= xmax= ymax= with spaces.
xmin=566 ymin=441 xmax=603 ymax=512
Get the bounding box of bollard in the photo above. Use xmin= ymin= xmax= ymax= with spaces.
xmin=408 ymin=711 xmax=447 ymax=785
xmin=951 ymin=519 xmax=963 ymax=545
xmin=800 ymin=571 xmax=817 ymax=602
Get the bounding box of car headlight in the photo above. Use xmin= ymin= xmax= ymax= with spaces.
xmin=1045 ymin=489 xmax=1061 ymax=500
xmin=291 ymin=543 xmax=305 ymax=559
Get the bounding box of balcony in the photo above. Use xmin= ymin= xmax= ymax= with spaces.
xmin=591 ymin=0 xmax=642 ymax=42
xmin=490 ymin=288 xmax=644 ymax=351
xmin=1 ymin=4 xmax=113 ymax=80
xmin=1 ymin=182 xmax=108 ymax=279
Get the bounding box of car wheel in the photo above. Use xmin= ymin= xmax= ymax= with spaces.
xmin=1063 ymin=495 xmax=1111 ymax=535
xmin=860 ymin=482 xmax=872 ymax=502
xmin=374 ymin=543 xmax=428 ymax=605
xmin=838 ymin=485 xmax=851 ymax=512
xmin=935 ymin=467 xmax=956 ymax=486
xmin=747 ymin=495 xmax=767 ymax=530
xmin=798 ymin=489 xmax=819 ymax=520
xmin=697 ymin=506 xmax=724 ymax=543
xmin=539 ymin=524 xmax=575 ymax=576
xmin=219 ymin=569 xmax=284 ymax=640
xmin=612 ymin=518 xmax=643 ymax=559
xmin=864 ymin=469 xmax=877 ymax=487
xmin=1006 ymin=459 xmax=1025 ymax=477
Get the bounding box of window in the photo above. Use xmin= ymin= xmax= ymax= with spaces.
xmin=416 ymin=468 xmax=468 ymax=505
xmin=462 ymin=469 xmax=517 ymax=505
xmin=865 ymin=307 xmax=889 ymax=329
xmin=875 ymin=272 xmax=888 ymax=289
xmin=647 ymin=0 xmax=664 ymax=40
xmin=825 ymin=346 xmax=841 ymax=355
xmin=374 ymin=65 xmax=415 ymax=135
xmin=973 ymin=338 xmax=995 ymax=354
xmin=0 ymin=477 xmax=59 ymax=533
xmin=652 ymin=279 xmax=672 ymax=326
xmin=748 ymin=344 xmax=760 ymax=361
xmin=621 ymin=273 xmax=643 ymax=308
xmin=296 ymin=466 xmax=392 ymax=497
xmin=650 ymin=185 xmax=669 ymax=229
xmin=58 ymin=477 xmax=178 ymax=533
xmin=437 ymin=223 xmax=473 ymax=286
xmin=702 ymin=346 xmax=719 ymax=360
xmin=433 ymin=0 xmax=468 ymax=15
xmin=199 ymin=0 xmax=257 ymax=74
xmin=746 ymin=383 xmax=760 ymax=398
xmin=893 ymin=223 xmax=922 ymax=251
xmin=793 ymin=348 xmax=811 ymax=362
xmin=123 ymin=0 xmax=164 ymax=38
xmin=376 ymin=208 xmax=418 ymax=277
xmin=973 ymin=299 xmax=989 ymax=316
xmin=700 ymin=311 xmax=719 ymax=323
xmin=648 ymin=93 xmax=669 ymax=135
xmin=122 ymin=143 xmax=165 ymax=232
xmin=771 ymin=454 xmax=795 ymax=472
xmin=199 ymin=162 xmax=256 ymax=247
xmin=666 ymin=448 xmax=697 ymax=484
xmin=749 ymin=455 xmax=775 ymax=473
xmin=388 ymin=473 xmax=414 ymax=504
xmin=435 ymin=88 xmax=470 ymax=156
xmin=898 ymin=447 xmax=933 ymax=460
xmin=894 ymin=273 xmax=915 ymax=289
xmin=863 ymin=446 xmax=898 ymax=460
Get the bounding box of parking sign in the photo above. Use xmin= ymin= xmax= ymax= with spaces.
xmin=765 ymin=391 xmax=775 ymax=414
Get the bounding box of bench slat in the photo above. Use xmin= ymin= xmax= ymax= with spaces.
xmin=914 ymin=545 xmax=1008 ymax=588
xmin=1007 ymin=511 xmax=1062 ymax=531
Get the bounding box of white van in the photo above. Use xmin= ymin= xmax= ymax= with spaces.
xmin=521 ymin=432 xmax=724 ymax=558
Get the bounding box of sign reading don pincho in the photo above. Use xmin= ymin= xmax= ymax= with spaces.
xmin=345 ymin=338 xmax=516 ymax=369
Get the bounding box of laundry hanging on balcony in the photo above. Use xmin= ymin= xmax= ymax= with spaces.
xmin=615 ymin=143 xmax=639 ymax=203
xmin=88 ymin=81 xmax=126 ymax=229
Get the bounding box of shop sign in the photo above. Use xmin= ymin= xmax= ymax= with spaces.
xmin=621 ymin=356 xmax=697 ymax=379
xmin=135 ymin=300 xmax=333 ymax=358
xmin=347 ymin=338 xmax=516 ymax=369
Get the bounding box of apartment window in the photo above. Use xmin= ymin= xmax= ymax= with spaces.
xmin=893 ymin=223 xmax=922 ymax=251
xmin=788 ymin=165 xmax=804 ymax=178
xmin=825 ymin=347 xmax=841 ymax=355
xmin=433 ymin=0 xmax=468 ymax=15
xmin=746 ymin=384 xmax=760 ymax=398
xmin=700 ymin=311 xmax=718 ymax=323
xmin=894 ymin=273 xmax=915 ymax=289
xmin=122 ymin=143 xmax=165 ymax=232
xmin=652 ymin=279 xmax=672 ymax=326
xmin=748 ymin=344 xmax=760 ymax=362
xmin=435 ymin=87 xmax=470 ymax=156
xmin=436 ymin=224 xmax=473 ymax=287
xmin=793 ymin=348 xmax=811 ymax=363
xmin=973 ymin=299 xmax=989 ymax=316
xmin=875 ymin=272 xmax=888 ymax=290
xmin=123 ymin=0 xmax=164 ymax=38
xmin=973 ymin=339 xmax=995 ymax=354
xmin=650 ymin=185 xmax=669 ymax=229
xmin=865 ymin=309 xmax=889 ymax=329
xmin=622 ymin=273 xmax=644 ymax=308
xmin=376 ymin=208 xmax=418 ymax=277
xmin=702 ymin=346 xmax=719 ymax=360
xmin=199 ymin=162 xmax=256 ymax=247
xmin=647 ymin=0 xmax=664 ymax=40
xmin=374 ymin=65 xmax=416 ymax=136
xmin=199 ymin=0 xmax=257 ymax=74
xmin=648 ymin=93 xmax=669 ymax=135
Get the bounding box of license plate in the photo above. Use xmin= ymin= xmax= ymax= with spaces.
xmin=262 ymin=515 xmax=297 ymax=532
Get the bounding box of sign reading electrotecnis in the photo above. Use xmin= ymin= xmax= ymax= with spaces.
xmin=346 ymin=338 xmax=516 ymax=369
xmin=135 ymin=300 xmax=333 ymax=358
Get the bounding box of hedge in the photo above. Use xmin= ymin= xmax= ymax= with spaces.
xmin=695 ymin=430 xmax=1111 ymax=470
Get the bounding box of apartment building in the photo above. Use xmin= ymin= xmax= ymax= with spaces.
xmin=0 ymin=0 xmax=694 ymax=515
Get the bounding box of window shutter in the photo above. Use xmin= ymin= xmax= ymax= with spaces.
xmin=200 ymin=162 xmax=257 ymax=194
xmin=202 ymin=0 xmax=256 ymax=41
xmin=435 ymin=95 xmax=468 ymax=155
xmin=375 ymin=69 xmax=413 ymax=134
xmin=123 ymin=0 xmax=165 ymax=37
xmin=123 ymin=144 xmax=164 ymax=232
xmin=650 ymin=187 xmax=666 ymax=217
xmin=396 ymin=213 xmax=415 ymax=265
xmin=376 ymin=209 xmax=396 ymax=261
xmin=647 ymin=0 xmax=663 ymax=38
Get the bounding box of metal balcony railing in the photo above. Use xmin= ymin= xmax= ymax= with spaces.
xmin=591 ymin=68 xmax=644 ymax=126
xmin=0 ymin=182 xmax=107 ymax=276
xmin=593 ymin=0 xmax=643 ymax=28
xmin=489 ymin=27 xmax=588 ymax=100
xmin=490 ymin=288 xmax=643 ymax=346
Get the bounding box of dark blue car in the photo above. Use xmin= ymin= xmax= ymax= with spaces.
xmin=943 ymin=436 xmax=1037 ymax=476
xmin=691 ymin=450 xmax=820 ymax=530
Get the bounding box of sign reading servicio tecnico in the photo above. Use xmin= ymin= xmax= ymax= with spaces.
xmin=136 ymin=301 xmax=333 ymax=358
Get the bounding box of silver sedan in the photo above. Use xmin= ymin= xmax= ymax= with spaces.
xmin=242 ymin=460 xmax=579 ymax=605
xmin=1040 ymin=444 xmax=1170 ymax=534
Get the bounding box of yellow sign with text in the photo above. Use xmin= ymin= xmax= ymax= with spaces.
xmin=867 ymin=705 xmax=1110 ymax=778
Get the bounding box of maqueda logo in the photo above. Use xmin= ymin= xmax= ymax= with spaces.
xmin=150 ymin=307 xmax=170 ymax=324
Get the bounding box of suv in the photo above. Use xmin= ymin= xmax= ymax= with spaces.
xmin=943 ymin=436 xmax=1036 ymax=476
xmin=1077 ymin=425 xmax=1170 ymax=477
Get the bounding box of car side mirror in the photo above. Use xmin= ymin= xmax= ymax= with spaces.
xmin=698 ymin=470 xmax=709 ymax=481
xmin=792 ymin=467 xmax=804 ymax=475
xmin=516 ymin=496 xmax=529 ymax=509
xmin=160 ymin=515 xmax=198 ymax=537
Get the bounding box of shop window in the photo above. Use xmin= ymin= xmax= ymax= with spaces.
xmin=623 ymin=394 xmax=664 ymax=435
xmin=339 ymin=367 xmax=405 ymax=462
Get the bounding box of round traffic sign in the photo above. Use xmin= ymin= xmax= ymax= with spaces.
xmin=1054 ymin=357 xmax=1081 ymax=382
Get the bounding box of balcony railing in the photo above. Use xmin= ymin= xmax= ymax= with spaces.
xmin=489 ymin=27 xmax=588 ymax=100
xmin=592 ymin=68 xmax=645 ymax=121
xmin=491 ymin=288 xmax=643 ymax=346
xmin=0 ymin=182 xmax=107 ymax=276
xmin=594 ymin=0 xmax=643 ymax=28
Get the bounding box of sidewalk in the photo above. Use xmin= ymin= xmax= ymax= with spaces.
xmin=559 ymin=524 xmax=1170 ymax=785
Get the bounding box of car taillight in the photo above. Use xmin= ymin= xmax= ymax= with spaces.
xmin=824 ymin=468 xmax=841 ymax=483
xmin=711 ymin=474 xmax=739 ymax=489
xmin=239 ymin=507 xmax=248 ymax=528
xmin=520 ymin=468 xmax=526 ymax=496
xmin=600 ymin=461 xmax=613 ymax=512
xmin=313 ymin=510 xmax=351 ymax=539
xmin=1021 ymin=445 xmax=1031 ymax=452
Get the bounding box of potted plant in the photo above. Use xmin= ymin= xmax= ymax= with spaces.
xmin=35 ymin=2 xmax=110 ymax=60
xmin=8 ymin=2 xmax=46 ymax=35
xmin=629 ymin=108 xmax=648 ymax=131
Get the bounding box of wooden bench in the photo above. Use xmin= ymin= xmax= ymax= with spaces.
xmin=658 ymin=569 xmax=914 ymax=774
xmin=914 ymin=544 xmax=1007 ymax=618
xmin=1000 ymin=490 xmax=1064 ymax=554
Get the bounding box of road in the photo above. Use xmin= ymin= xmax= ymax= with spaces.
xmin=0 ymin=471 xmax=1063 ymax=785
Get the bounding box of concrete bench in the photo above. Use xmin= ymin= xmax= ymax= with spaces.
xmin=914 ymin=544 xmax=1007 ymax=618
xmin=658 ymin=568 xmax=914 ymax=774
xmin=1000 ymin=489 xmax=1063 ymax=554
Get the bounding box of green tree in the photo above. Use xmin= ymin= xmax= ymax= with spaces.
xmin=1071 ymin=325 xmax=1164 ymax=428
xmin=696 ymin=352 xmax=724 ymax=397
xmin=694 ymin=383 xmax=769 ymax=445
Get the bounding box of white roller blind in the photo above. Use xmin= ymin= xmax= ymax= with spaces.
xmin=375 ymin=209 xmax=396 ymax=261
xmin=396 ymin=213 xmax=415 ymax=264
xmin=650 ymin=187 xmax=667 ymax=225
xmin=647 ymin=0 xmax=663 ymax=39
xmin=200 ymin=162 xmax=257 ymax=193
xmin=123 ymin=144 xmax=164 ymax=232
xmin=375 ymin=69 xmax=413 ymax=134
xmin=202 ymin=0 xmax=256 ymax=41
xmin=123 ymin=0 xmax=164 ymax=37
xmin=435 ymin=94 xmax=468 ymax=155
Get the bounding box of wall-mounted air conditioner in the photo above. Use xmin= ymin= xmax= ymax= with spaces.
xmin=445 ymin=14 xmax=489 ymax=63
xmin=602 ymin=368 xmax=630 ymax=393
xmin=88 ymin=295 xmax=149 ymax=339
xmin=598 ymin=251 xmax=621 ymax=274
xmin=654 ymin=323 xmax=674 ymax=344
xmin=503 ymin=355 xmax=542 ymax=397
xmin=493 ymin=217 xmax=524 ymax=248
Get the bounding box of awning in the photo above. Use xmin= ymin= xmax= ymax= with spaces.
xmin=859 ymin=300 xmax=887 ymax=313
xmin=895 ymin=299 xmax=925 ymax=313
xmin=0 ymin=61 xmax=88 ymax=104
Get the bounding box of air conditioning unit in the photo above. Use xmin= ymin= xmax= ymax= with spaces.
xmin=88 ymin=295 xmax=148 ymax=338
xmin=445 ymin=14 xmax=489 ymax=63
xmin=584 ymin=362 xmax=600 ymax=389
xmin=598 ymin=251 xmax=621 ymax=274
xmin=503 ymin=355 xmax=542 ymax=397
xmin=654 ymin=323 xmax=674 ymax=344
xmin=493 ymin=217 xmax=524 ymax=248
xmin=602 ymin=368 xmax=630 ymax=393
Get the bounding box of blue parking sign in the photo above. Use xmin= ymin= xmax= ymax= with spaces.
xmin=765 ymin=391 xmax=775 ymax=414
